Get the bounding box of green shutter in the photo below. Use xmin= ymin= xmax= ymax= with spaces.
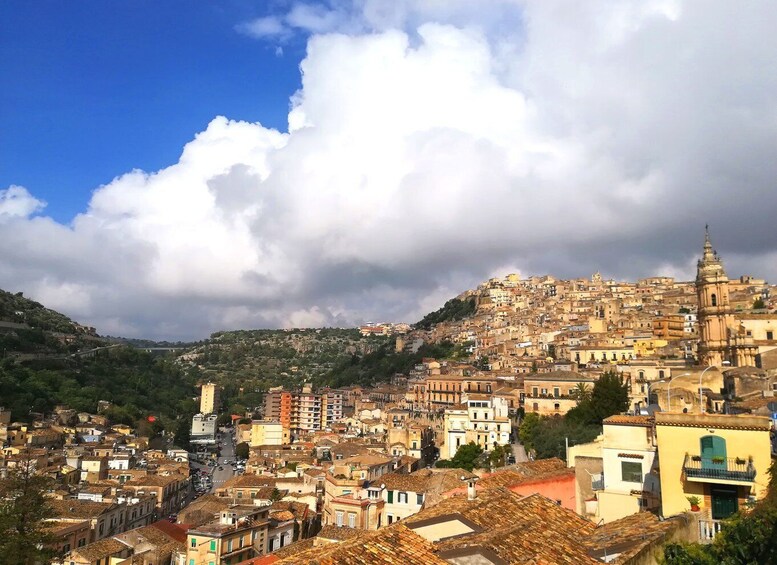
xmin=387 ymin=490 xmax=393 ymax=503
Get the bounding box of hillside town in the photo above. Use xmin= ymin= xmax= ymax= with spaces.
xmin=2 ymin=232 xmax=777 ymax=565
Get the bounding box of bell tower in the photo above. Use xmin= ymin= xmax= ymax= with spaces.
xmin=696 ymin=227 xmax=733 ymax=366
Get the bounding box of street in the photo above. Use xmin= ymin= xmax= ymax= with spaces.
xmin=211 ymin=426 xmax=236 ymax=491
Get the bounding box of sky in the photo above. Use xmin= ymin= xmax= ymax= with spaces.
xmin=2 ymin=0 xmax=777 ymax=340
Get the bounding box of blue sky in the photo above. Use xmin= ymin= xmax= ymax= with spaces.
xmin=1 ymin=1 xmax=304 ymax=222
xmin=1 ymin=1 xmax=776 ymax=339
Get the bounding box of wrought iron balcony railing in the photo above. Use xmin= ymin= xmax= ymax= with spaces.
xmin=683 ymin=454 xmax=756 ymax=482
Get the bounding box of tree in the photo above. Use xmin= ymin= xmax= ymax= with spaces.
xmin=474 ymin=356 xmax=490 ymax=370
xmin=518 ymin=412 xmax=541 ymax=451
xmin=235 ymin=442 xmax=250 ymax=459
xmin=436 ymin=442 xmax=483 ymax=471
xmin=570 ymin=383 xmax=592 ymax=404
xmin=589 ymin=371 xmax=629 ymax=422
xmin=173 ymin=417 xmax=191 ymax=451
xmin=753 ymin=297 xmax=766 ymax=310
xmin=567 ymin=371 xmax=628 ymax=426
xmin=488 ymin=444 xmax=511 ymax=468
xmin=269 ymin=488 xmax=284 ymax=503
xmin=0 ymin=460 xmax=56 ymax=565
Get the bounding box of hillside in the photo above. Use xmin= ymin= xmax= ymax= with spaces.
xmin=0 ymin=288 xmax=196 ymax=427
xmin=0 ymin=289 xmax=100 ymax=356
xmin=177 ymin=328 xmax=389 ymax=412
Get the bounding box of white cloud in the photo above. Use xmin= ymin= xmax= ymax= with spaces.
xmin=3 ymin=1 xmax=777 ymax=339
xmin=235 ymin=16 xmax=292 ymax=40
xmin=0 ymin=185 xmax=46 ymax=220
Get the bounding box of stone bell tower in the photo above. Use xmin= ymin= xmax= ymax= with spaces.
xmin=696 ymin=227 xmax=733 ymax=366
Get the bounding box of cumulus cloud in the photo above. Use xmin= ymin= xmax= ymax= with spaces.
xmin=0 ymin=186 xmax=46 ymax=220
xmin=3 ymin=0 xmax=777 ymax=339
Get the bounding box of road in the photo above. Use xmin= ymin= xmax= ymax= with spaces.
xmin=211 ymin=427 xmax=236 ymax=491
xmin=511 ymin=442 xmax=529 ymax=463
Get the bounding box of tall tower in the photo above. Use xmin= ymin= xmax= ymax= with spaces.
xmin=695 ymin=228 xmax=733 ymax=366
xmin=200 ymin=382 xmax=221 ymax=415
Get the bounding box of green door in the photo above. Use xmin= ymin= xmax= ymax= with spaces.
xmin=711 ymin=485 xmax=738 ymax=519
xmin=701 ymin=436 xmax=726 ymax=470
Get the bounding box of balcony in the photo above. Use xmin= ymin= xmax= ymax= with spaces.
xmin=683 ymin=455 xmax=756 ymax=484
xmin=698 ymin=519 xmax=723 ymax=543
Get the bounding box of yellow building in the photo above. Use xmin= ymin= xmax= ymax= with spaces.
xmin=186 ymin=506 xmax=270 ymax=565
xmin=633 ymin=339 xmax=668 ymax=358
xmin=655 ymin=412 xmax=772 ymax=526
xmin=249 ymin=420 xmax=288 ymax=447
xmin=200 ymin=382 xmax=221 ymax=415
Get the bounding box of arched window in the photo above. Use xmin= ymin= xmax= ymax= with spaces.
xmin=711 ymin=293 xmax=717 ymax=306
xmin=638 ymin=371 xmax=645 ymax=379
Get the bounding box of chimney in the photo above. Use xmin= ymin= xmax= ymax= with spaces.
xmin=462 ymin=476 xmax=479 ymax=501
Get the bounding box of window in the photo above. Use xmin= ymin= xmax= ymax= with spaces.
xmin=621 ymin=461 xmax=643 ymax=483
xmin=227 ymin=539 xmax=233 ymax=552
xmin=398 ymin=491 xmax=408 ymax=503
xmin=210 ymin=540 xmax=216 ymax=551
xmin=417 ymin=493 xmax=424 ymax=505
xmin=388 ymin=515 xmax=393 ymax=524
xmin=190 ymin=560 xmax=195 ymax=565
xmin=348 ymin=513 xmax=356 ymax=528
xmin=473 ymin=412 xmax=478 ymax=420
xmin=532 ymin=403 xmax=539 ymax=411
xmin=554 ymin=403 xmax=560 ymax=411
xmin=553 ymin=387 xmax=560 ymax=398
xmin=191 ymin=537 xmax=197 ymax=548
xmin=336 ymin=511 xmax=344 ymax=526
xmin=659 ymin=370 xmax=665 ymax=378
xmin=767 ymin=331 xmax=774 ymax=340
xmin=532 ymin=387 xmax=538 ymax=397
xmin=711 ymin=293 xmax=717 ymax=306
xmin=387 ymin=490 xmax=394 ymax=503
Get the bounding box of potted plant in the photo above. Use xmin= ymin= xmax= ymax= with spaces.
xmin=735 ymin=457 xmax=746 ymax=465
xmin=711 ymin=456 xmax=725 ymax=464
xmin=687 ymin=496 xmax=701 ymax=512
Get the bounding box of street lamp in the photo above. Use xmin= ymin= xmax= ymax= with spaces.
xmin=699 ymin=362 xmax=730 ymax=414
xmin=666 ymin=373 xmax=690 ymax=411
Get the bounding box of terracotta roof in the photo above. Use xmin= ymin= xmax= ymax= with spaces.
xmin=380 ymin=468 xmax=475 ymax=494
xmin=317 ymin=524 xmax=363 ymax=541
xmin=603 ymin=414 xmax=654 ymax=427
xmin=585 ymin=511 xmax=681 ymax=563
xmin=70 ymin=538 xmax=128 ymax=561
xmin=50 ymin=498 xmax=115 ymax=519
xmin=275 ymin=524 xmax=448 ymax=565
xmin=270 ymin=510 xmax=295 ymax=522
xmin=149 ymin=519 xmax=189 ymax=543
xmin=124 ymin=473 xmax=184 ymax=487
xmin=270 ymin=501 xmax=309 ymax=521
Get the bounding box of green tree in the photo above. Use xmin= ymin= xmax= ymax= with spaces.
xmin=752 ymin=297 xmax=766 ymax=310
xmin=488 ymin=444 xmax=510 ymax=468
xmin=570 ymin=383 xmax=592 ymax=404
xmin=269 ymin=488 xmax=284 ymax=503
xmin=173 ymin=417 xmax=191 ymax=451
xmin=235 ymin=442 xmax=250 ymax=459
xmin=436 ymin=442 xmax=484 ymax=471
xmin=567 ymin=371 xmax=628 ymax=426
xmin=0 ymin=461 xmax=56 ymax=565
xmin=518 ymin=412 xmax=541 ymax=451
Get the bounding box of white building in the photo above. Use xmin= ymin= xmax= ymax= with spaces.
xmin=191 ymin=413 xmax=218 ymax=444
xmin=443 ymin=393 xmax=511 ymax=459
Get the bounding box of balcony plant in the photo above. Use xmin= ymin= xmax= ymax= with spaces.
xmin=686 ymin=495 xmax=701 ymax=512
xmin=711 ymin=456 xmax=725 ymax=464
xmin=735 ymin=457 xmax=746 ymax=465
